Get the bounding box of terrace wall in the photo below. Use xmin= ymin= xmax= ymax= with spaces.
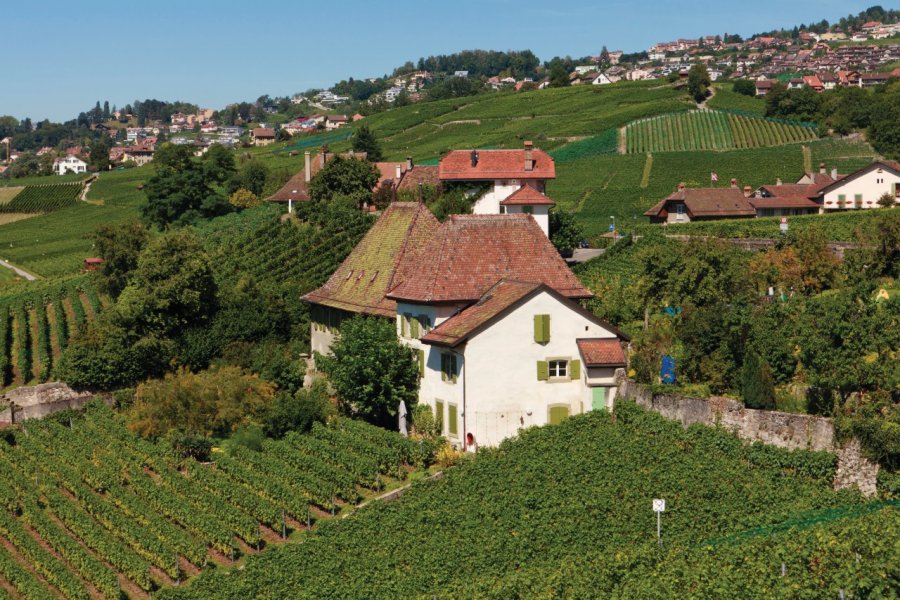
xmin=616 ymin=380 xmax=879 ymax=496
xmin=0 ymin=382 xmax=110 ymax=423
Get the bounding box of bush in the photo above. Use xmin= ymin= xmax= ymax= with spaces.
xmin=263 ymin=379 xmax=334 ymax=439
xmin=412 ymin=404 xmax=439 ymax=438
xmin=741 ymin=352 xmax=775 ymax=409
xmin=732 ymin=79 xmax=756 ymax=97
xmin=168 ymin=432 xmax=214 ymax=462
xmin=225 ymin=424 xmax=266 ymax=454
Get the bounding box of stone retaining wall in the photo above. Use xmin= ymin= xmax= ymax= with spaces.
xmin=616 ymin=380 xmax=879 ymax=496
xmin=0 ymin=383 xmax=109 ymax=423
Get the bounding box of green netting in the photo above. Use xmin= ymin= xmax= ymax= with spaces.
xmin=702 ymin=500 xmax=900 ymax=547
xmin=275 ymin=130 xmax=354 ymax=154
xmin=550 ymin=128 xmax=619 ymax=163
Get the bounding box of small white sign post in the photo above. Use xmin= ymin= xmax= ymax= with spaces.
xmin=653 ymin=499 xmax=666 ymax=546
xmin=780 ymin=217 xmax=788 ymax=234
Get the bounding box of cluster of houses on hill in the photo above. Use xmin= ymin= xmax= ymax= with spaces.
xmin=301 ymin=143 xmax=628 ymax=448
xmin=644 ymin=160 xmax=900 ymax=224
xmin=755 ymin=68 xmax=900 ymax=95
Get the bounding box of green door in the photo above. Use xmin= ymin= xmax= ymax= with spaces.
xmin=591 ymin=387 xmax=607 ymax=411
xmin=548 ymin=405 xmax=569 ymax=425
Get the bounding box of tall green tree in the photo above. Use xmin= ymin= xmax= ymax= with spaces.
xmin=686 ymin=64 xmax=711 ymax=103
xmin=308 ymin=156 xmax=380 ymax=205
xmin=741 ymin=352 xmax=776 ymax=409
xmin=315 ymin=316 xmax=418 ymax=428
xmin=549 ymin=208 xmax=584 ymax=256
xmin=352 ymin=125 xmax=384 ymax=162
xmin=89 ymin=138 xmax=110 ymax=172
xmin=549 ymin=63 xmax=571 ymax=87
xmin=90 ymin=221 xmax=150 ymax=298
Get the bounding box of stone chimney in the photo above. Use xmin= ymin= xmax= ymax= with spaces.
xmin=678 ymin=182 xmax=686 ymax=191
xmin=730 ymin=178 xmax=738 ymax=188
xmin=395 ymin=164 xmax=402 ymax=180
xmin=304 ymin=151 xmax=311 ymax=183
xmin=831 ymin=167 xmax=838 ymax=180
xmin=819 ymin=162 xmax=826 ymax=174
xmin=406 ymin=156 xmax=413 ymax=171
xmin=743 ymin=185 xmax=752 ymax=197
xmin=776 ymin=177 xmax=782 ymax=186
xmin=524 ymin=140 xmax=534 ymax=172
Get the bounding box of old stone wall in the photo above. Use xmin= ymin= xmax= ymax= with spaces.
xmin=0 ymin=383 xmax=109 ymax=423
xmin=616 ymin=380 xmax=879 ymax=496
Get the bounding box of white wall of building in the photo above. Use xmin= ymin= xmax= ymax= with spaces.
xmin=503 ymin=205 xmax=550 ymax=237
xmin=416 ymin=291 xmax=618 ymax=448
xmin=822 ymin=167 xmax=900 ymax=210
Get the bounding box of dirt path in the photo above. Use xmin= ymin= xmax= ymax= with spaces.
xmin=617 ymin=127 xmax=627 ymax=154
xmin=697 ymin=85 xmax=716 ymax=110
xmin=640 ymin=153 xmax=654 ymax=189
xmin=802 ymin=145 xmax=813 ymax=173
xmin=0 ymin=260 xmax=38 ymax=282
xmin=79 ymin=175 xmax=98 ymax=202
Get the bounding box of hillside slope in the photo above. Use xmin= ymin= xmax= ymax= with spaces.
xmin=161 ymin=402 xmax=882 ymax=599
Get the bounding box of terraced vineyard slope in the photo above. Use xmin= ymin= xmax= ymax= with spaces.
xmin=161 ymin=402 xmax=887 ymax=599
xmin=0 ymin=277 xmax=105 ymax=388
xmin=625 ymin=110 xmax=818 ymax=153
xmin=0 ymin=182 xmax=82 ymax=214
xmin=0 ymin=403 xmax=428 ymax=597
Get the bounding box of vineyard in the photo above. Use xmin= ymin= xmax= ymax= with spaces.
xmin=0 ymin=402 xmax=428 ymax=597
xmin=197 ymin=202 xmax=373 ymax=294
xmin=0 ymin=183 xmax=82 ymax=214
xmin=160 ymin=401 xmax=888 ymax=599
xmin=0 ymin=277 xmax=104 ymax=388
xmin=624 ymin=110 xmax=818 ymax=154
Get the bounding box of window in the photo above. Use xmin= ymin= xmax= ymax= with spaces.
xmin=838 ymin=194 xmax=846 ymax=204
xmin=417 ymin=314 xmax=430 ymax=336
xmin=854 ymin=194 xmax=862 ymax=203
xmin=537 ymin=359 xmax=581 ymax=381
xmin=549 ymin=359 xmax=567 ymax=378
xmin=533 ymin=314 xmax=550 ymax=343
xmin=441 ymin=353 xmax=458 ymax=383
xmin=522 ymin=205 xmax=533 ymax=215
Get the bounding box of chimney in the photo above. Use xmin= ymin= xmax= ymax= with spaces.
xmin=406 ymin=156 xmax=413 ymax=171
xmin=743 ymin=185 xmax=752 ymax=197
xmin=470 ymin=150 xmax=478 ymax=167
xmin=678 ymin=182 xmax=686 ymax=191
xmin=418 ymin=182 xmax=424 ymax=203
xmin=776 ymin=177 xmax=782 ymax=186
xmin=304 ymin=151 xmax=311 ymax=183
xmin=819 ymin=162 xmax=826 ymax=174
xmin=395 ymin=164 xmax=402 ymax=180
xmin=831 ymin=167 xmax=837 ymax=180
xmin=524 ymin=140 xmax=534 ymax=172
xmin=730 ymin=178 xmax=737 ymax=188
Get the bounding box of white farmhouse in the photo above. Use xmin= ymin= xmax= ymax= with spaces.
xmin=53 ymin=156 xmax=87 ymax=175
xmin=304 ymin=203 xmax=628 ymax=450
xmin=818 ymin=161 xmax=900 ymax=210
xmin=438 ymin=142 xmax=556 ymax=237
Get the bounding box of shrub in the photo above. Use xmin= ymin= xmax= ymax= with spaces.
xmin=741 ymin=352 xmax=775 ymax=409
xmin=263 ymin=379 xmax=334 ymax=439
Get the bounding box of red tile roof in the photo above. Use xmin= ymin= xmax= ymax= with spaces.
xmin=421 ymin=280 xmax=542 ymax=347
xmin=396 ymin=165 xmax=440 ymax=192
xmin=375 ymin=162 xmax=408 ymax=188
xmin=252 ymin=128 xmax=275 ymax=138
xmin=387 ymin=214 xmax=591 ymax=303
xmin=644 ymin=188 xmax=756 ymax=218
xmin=439 ymin=148 xmax=555 ymax=181
xmin=576 ymin=338 xmax=626 ymax=367
xmin=303 ymin=203 xmax=440 ymax=317
xmin=499 ymin=185 xmax=556 ymax=206
xmin=749 ymin=196 xmax=821 ymax=209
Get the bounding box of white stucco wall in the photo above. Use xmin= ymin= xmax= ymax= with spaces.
xmin=428 ymin=290 xmax=618 ymax=448
xmin=503 ymin=205 xmax=550 ymax=237
xmin=822 ymin=168 xmax=900 ymax=210
xmin=472 ymin=180 xmax=547 ymax=216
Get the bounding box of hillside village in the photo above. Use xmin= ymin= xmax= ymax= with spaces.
xmin=0 ymin=3 xmax=897 ymax=599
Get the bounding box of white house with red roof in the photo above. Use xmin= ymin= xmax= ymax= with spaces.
xmin=817 ymin=161 xmax=900 ymax=210
xmin=304 ymin=204 xmax=628 ymax=449
xmin=438 ymin=141 xmax=557 ymax=236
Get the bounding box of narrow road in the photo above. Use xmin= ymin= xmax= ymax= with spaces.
xmin=80 ymin=174 xmax=98 ymax=202
xmin=0 ymin=259 xmax=38 ymax=281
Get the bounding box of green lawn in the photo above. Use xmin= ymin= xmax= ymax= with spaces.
xmin=0 ymin=172 xmax=89 ymax=187
xmin=707 ymin=83 xmax=767 ymax=115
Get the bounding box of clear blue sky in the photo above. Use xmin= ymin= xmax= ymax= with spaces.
xmin=3 ymin=0 xmax=881 ymax=122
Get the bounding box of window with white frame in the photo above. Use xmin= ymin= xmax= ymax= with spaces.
xmin=548 ymin=359 xmax=568 ymax=378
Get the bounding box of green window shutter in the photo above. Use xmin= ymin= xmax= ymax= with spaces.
xmin=410 ymin=317 xmax=419 ymax=339
xmin=448 ymin=404 xmax=458 ymax=436
xmin=435 ymin=401 xmax=444 ymax=434
xmin=451 ymin=355 xmax=458 ymax=383
xmin=441 ymin=354 xmax=448 ymax=381
xmin=418 ymin=349 xmax=425 ymax=379
xmin=892 ymin=183 xmax=897 ymax=198
xmin=534 ymin=314 xmax=550 ymax=343
xmin=402 ymin=313 xmax=410 ymax=337
xmin=548 ymin=405 xmax=569 ymax=425
xmin=569 ymin=359 xmax=581 ymax=381
xmin=417 ymin=314 xmax=429 ymax=334
xmin=537 ymin=360 xmax=549 ymax=381
xmin=838 ymin=194 xmax=845 ymax=202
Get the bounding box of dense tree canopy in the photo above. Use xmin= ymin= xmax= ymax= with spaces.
xmin=308 ymin=156 xmax=380 ymax=205
xmin=90 ymin=221 xmax=151 ymax=298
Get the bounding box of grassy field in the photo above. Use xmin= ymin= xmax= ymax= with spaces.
xmin=0 ymin=172 xmax=88 ymax=187
xmin=0 ymin=168 xmax=148 ymax=277
xmin=0 ymin=187 xmax=23 ymax=204
xmin=359 ymin=81 xmax=695 ymax=161
xmin=707 ymin=82 xmax=767 ymax=115
xmin=624 ymin=110 xmax=817 ymax=153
